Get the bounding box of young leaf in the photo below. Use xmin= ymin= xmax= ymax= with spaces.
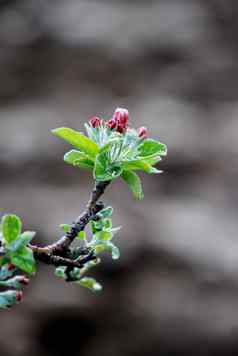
xmin=10 ymin=247 xmax=36 ymax=275
xmin=95 ymin=230 xmax=113 ymax=241
xmin=52 ymin=127 xmax=99 ymax=159
xmin=0 ymin=290 xmax=20 ymax=309
xmin=77 ymin=231 xmax=86 ymax=240
xmin=122 ymin=159 xmax=154 ymax=173
xmin=59 ymin=224 xmax=71 ymax=233
xmin=96 ymin=207 xmax=113 ymax=219
xmin=64 ymin=150 xmax=94 ymax=170
xmin=78 ymin=277 xmax=102 ymax=292
xmin=121 ymin=170 xmax=144 ymax=200
xmin=2 ymin=215 xmax=22 ymax=244
xmin=94 ymin=150 xmax=122 ymax=181
xmin=137 ymin=139 xmax=167 ymax=158
xmin=9 ymin=231 xmax=36 ymax=252
xmin=0 ymin=276 xmax=28 ymax=290
xmin=55 ymin=266 xmax=66 ymax=278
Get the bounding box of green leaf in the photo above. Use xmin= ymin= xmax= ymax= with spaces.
xmin=137 ymin=139 xmax=167 ymax=158
xmin=59 ymin=224 xmax=71 ymax=233
xmin=55 ymin=266 xmax=66 ymax=278
xmin=121 ymin=170 xmax=144 ymax=200
xmin=95 ymin=230 xmax=113 ymax=241
xmin=2 ymin=215 xmax=22 ymax=244
xmin=122 ymin=159 xmax=154 ymax=173
xmin=9 ymin=231 xmax=36 ymax=252
xmin=96 ymin=207 xmax=113 ymax=219
xmin=52 ymin=127 xmax=99 ymax=159
xmin=102 ymin=218 xmax=112 ymax=229
xmin=78 ymin=277 xmax=102 ymax=292
xmin=10 ymin=247 xmax=36 ymax=275
xmin=77 ymin=231 xmax=86 ymax=240
xmin=64 ymin=150 xmax=94 ymax=170
xmin=94 ymin=150 xmax=122 ymax=181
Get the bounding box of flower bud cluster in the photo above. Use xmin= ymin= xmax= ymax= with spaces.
xmin=89 ymin=108 xmax=148 ymax=139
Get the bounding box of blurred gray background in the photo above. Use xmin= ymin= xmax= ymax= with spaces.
xmin=1 ymin=0 xmax=238 ymax=355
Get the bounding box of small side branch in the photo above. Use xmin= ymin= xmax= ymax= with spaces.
xmin=29 ymin=180 xmax=110 ymax=270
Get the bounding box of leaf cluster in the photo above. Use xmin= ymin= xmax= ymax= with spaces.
xmin=53 ymin=125 xmax=167 ymax=199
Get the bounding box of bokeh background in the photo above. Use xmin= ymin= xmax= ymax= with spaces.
xmin=1 ymin=0 xmax=238 ymax=355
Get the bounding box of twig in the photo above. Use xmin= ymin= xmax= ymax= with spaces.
xmin=29 ymin=180 xmax=110 ymax=269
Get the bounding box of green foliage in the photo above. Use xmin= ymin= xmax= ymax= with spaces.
xmin=0 ymin=108 xmax=168 ymax=306
xmin=78 ymin=277 xmax=102 ymax=293
xmin=2 ymin=215 xmax=22 ymax=244
xmin=0 ymin=215 xmax=36 ymax=275
xmin=52 ymin=121 xmax=167 ymax=199
xmin=121 ymin=170 xmax=144 ymax=200
xmin=10 ymin=247 xmax=36 ymax=275
xmin=52 ymin=127 xmax=99 ymax=159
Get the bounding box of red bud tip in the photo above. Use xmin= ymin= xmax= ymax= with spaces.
xmin=112 ymin=108 xmax=129 ymax=131
xmin=89 ymin=116 xmax=102 ymax=128
xmin=20 ymin=277 xmax=30 ymax=286
xmin=117 ymin=123 xmax=126 ymax=134
xmin=106 ymin=119 xmax=117 ymax=129
xmin=16 ymin=291 xmax=23 ymax=302
xmin=138 ymin=126 xmax=148 ymax=139
xmin=8 ymin=263 xmax=15 ymax=271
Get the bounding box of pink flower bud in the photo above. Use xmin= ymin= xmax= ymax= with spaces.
xmin=16 ymin=291 xmax=23 ymax=302
xmin=117 ymin=123 xmax=126 ymax=134
xmin=113 ymin=108 xmax=129 ymax=128
xmin=89 ymin=116 xmax=102 ymax=128
xmin=106 ymin=119 xmax=117 ymax=130
xmin=138 ymin=126 xmax=148 ymax=139
xmin=8 ymin=264 xmax=15 ymax=271
xmin=19 ymin=277 xmax=29 ymax=286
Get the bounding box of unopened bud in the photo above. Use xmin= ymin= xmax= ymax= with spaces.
xmin=137 ymin=126 xmax=148 ymax=139
xmin=8 ymin=264 xmax=15 ymax=271
xmin=16 ymin=291 xmax=23 ymax=302
xmin=117 ymin=123 xmax=126 ymax=134
xmin=113 ymin=108 xmax=129 ymax=128
xmin=106 ymin=119 xmax=117 ymax=130
xmin=19 ymin=276 xmax=29 ymax=286
xmin=89 ymin=116 xmax=102 ymax=128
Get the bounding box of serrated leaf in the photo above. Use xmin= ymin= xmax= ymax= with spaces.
xmin=9 ymin=231 xmax=36 ymax=252
xmin=78 ymin=277 xmax=102 ymax=292
xmin=121 ymin=170 xmax=144 ymax=200
xmin=10 ymin=247 xmax=36 ymax=275
xmin=2 ymin=215 xmax=22 ymax=244
xmin=96 ymin=207 xmax=113 ymax=219
xmin=137 ymin=139 xmax=167 ymax=158
xmin=52 ymin=127 xmax=99 ymax=159
xmin=64 ymin=150 xmax=94 ymax=170
xmin=59 ymin=224 xmax=71 ymax=233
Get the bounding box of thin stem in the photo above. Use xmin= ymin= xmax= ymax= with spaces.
xmin=30 ymin=180 xmax=110 ymax=269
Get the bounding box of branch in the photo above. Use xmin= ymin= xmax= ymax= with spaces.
xmin=30 ymin=180 xmax=110 ymax=269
